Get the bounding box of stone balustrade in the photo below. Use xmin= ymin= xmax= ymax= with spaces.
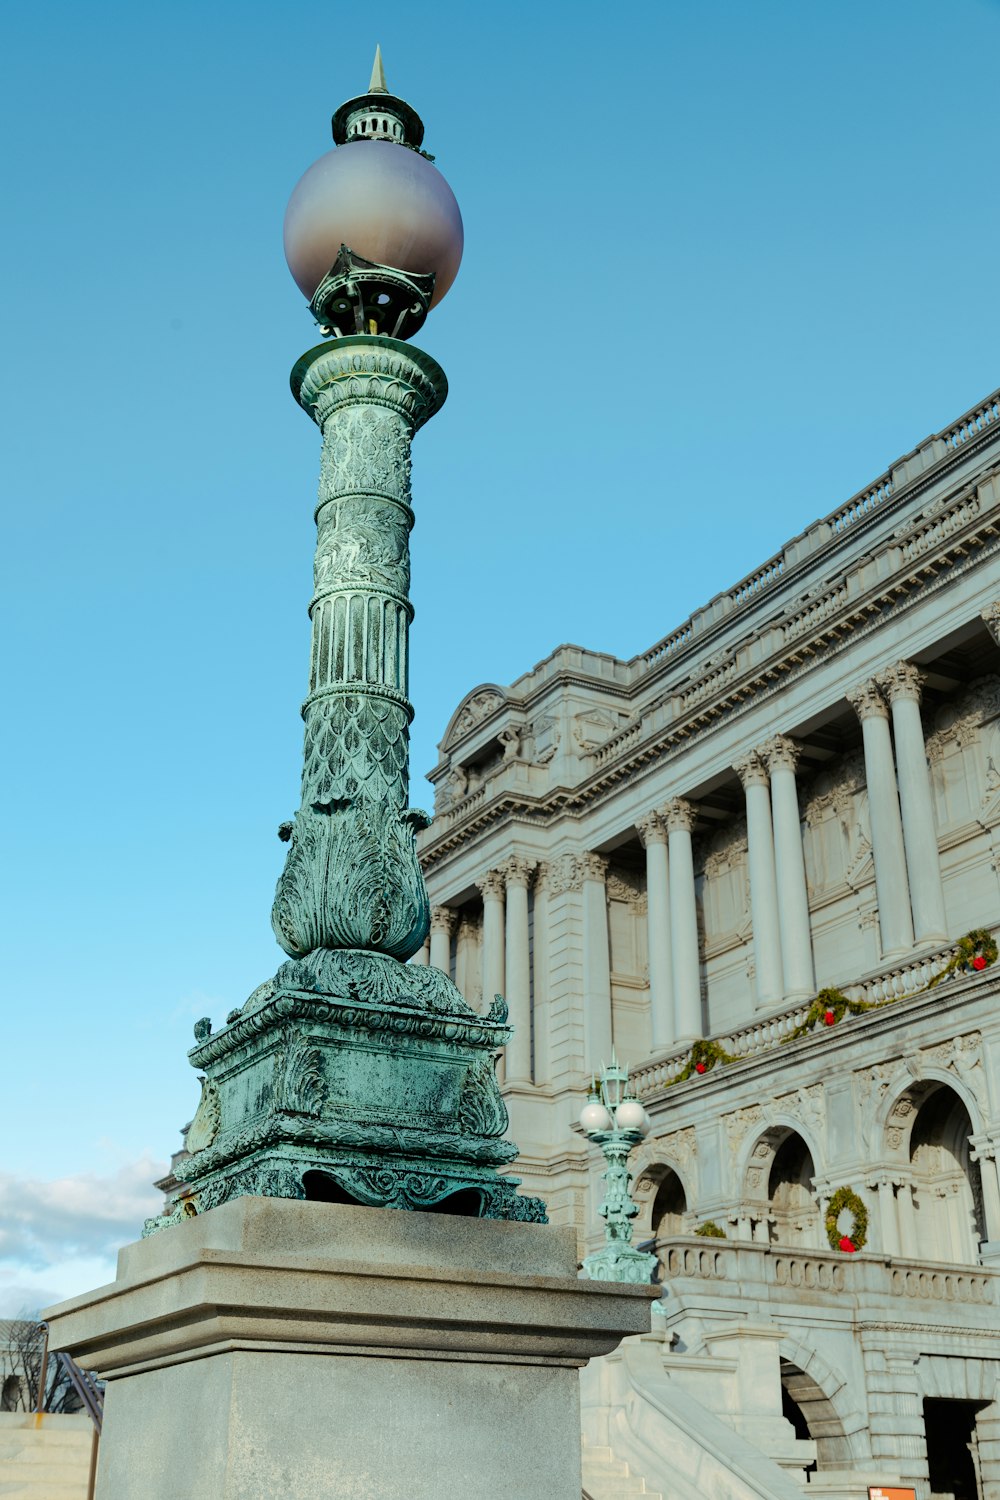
xmin=945 ymin=391 xmax=1000 ymax=450
xmin=831 ymin=472 xmax=894 ymax=533
xmin=729 ymin=552 xmax=785 ymax=609
xmin=660 ymin=1236 xmax=995 ymax=1307
xmin=628 ymin=928 xmax=1000 ymax=1097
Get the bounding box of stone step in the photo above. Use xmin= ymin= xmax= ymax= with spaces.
xmin=581 ymin=1445 xmax=663 ymax=1500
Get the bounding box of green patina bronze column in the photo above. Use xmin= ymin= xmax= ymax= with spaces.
xmin=150 ymin=53 xmax=546 ymax=1228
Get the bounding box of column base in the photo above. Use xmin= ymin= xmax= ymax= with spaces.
xmin=45 ymin=1198 xmax=654 ymax=1500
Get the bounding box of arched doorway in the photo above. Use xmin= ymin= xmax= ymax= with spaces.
xmin=780 ymin=1359 xmax=854 ymax=1473
xmin=909 ymin=1084 xmax=984 ymax=1263
xmin=650 ymin=1168 xmax=687 ymax=1239
xmin=767 ymin=1132 xmax=819 ymax=1247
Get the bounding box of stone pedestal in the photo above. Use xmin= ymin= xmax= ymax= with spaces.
xmin=44 ymin=1198 xmax=653 ymax=1500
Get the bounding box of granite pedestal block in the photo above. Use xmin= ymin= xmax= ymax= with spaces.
xmin=44 ymin=1197 xmax=654 ymax=1500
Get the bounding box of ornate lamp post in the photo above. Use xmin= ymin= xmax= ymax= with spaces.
xmin=154 ymin=52 xmax=545 ymax=1228
xmin=579 ymin=1056 xmax=658 ymax=1283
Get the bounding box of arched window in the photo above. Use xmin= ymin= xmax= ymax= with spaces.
xmin=650 ymin=1168 xmax=687 ymax=1240
xmin=768 ymin=1133 xmax=819 ymax=1247
xmin=909 ymin=1084 xmax=984 ymax=1263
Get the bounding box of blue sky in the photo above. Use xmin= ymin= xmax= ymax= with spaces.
xmin=2 ymin=0 xmax=999 ymax=1310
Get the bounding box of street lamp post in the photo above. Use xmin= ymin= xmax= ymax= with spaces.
xmin=579 ymin=1055 xmax=658 ymax=1284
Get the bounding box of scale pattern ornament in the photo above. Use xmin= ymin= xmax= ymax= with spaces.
xmin=272 ymin=341 xmax=444 ymax=963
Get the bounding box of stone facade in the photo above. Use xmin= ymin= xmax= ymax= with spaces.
xmin=417 ymin=385 xmax=1000 ymax=1498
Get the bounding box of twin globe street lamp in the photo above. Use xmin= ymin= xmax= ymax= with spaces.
xmin=579 ymin=1056 xmax=659 ymax=1284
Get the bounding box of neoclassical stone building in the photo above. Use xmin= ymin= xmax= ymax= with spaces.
xmin=416 ymin=384 xmax=1000 ymax=1500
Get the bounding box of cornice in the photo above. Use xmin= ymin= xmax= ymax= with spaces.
xmin=419 ymin=498 xmax=1000 ymax=870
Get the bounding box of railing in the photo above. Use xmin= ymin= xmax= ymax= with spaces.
xmin=729 ymin=552 xmax=785 ymax=608
xmin=630 ymin=382 xmax=1000 ymax=678
xmin=35 ymin=1325 xmax=103 ymax=1500
xmin=629 ymin=932 xmax=994 ymax=1097
xmin=642 ymin=620 xmax=693 ymax=668
xmin=661 ymin=1236 xmax=995 ymax=1305
xmin=944 ymin=392 xmax=1000 ymax=450
xmin=830 ymin=472 xmax=893 ymax=533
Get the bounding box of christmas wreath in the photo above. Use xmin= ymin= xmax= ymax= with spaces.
xmin=825 ymin=1185 xmax=868 ymax=1253
xmin=783 ymin=988 xmax=873 ymax=1042
xmin=674 ymin=1037 xmax=736 ymax=1082
xmin=927 ymin=928 xmax=998 ymax=989
xmin=694 ymin=1220 xmax=726 ymax=1239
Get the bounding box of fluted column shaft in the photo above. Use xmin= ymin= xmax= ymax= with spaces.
xmin=764 ymin=737 xmax=815 ymax=1000
xmin=637 ymin=812 xmax=673 ymax=1051
xmin=272 ymin=338 xmax=447 ymax=963
xmin=501 ymin=856 xmax=535 ymax=1084
xmin=880 ymin=663 xmax=947 ymax=943
xmin=429 ymin=906 xmax=456 ymax=974
xmin=580 ymin=852 xmax=614 ymax=1073
xmin=477 ymin=871 xmax=506 ymax=1015
xmin=848 ymin=681 xmax=914 ymax=958
xmin=735 ymin=755 xmax=784 ymax=1009
xmin=531 ymin=865 xmax=551 ymax=1086
xmin=665 ymin=800 xmax=701 ymax=1041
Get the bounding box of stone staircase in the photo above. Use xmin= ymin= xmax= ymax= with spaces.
xmin=0 ymin=1414 xmax=93 ymax=1498
xmin=582 ymin=1437 xmax=663 ymax=1499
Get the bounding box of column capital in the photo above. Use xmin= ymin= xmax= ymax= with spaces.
xmin=733 ymin=753 xmax=769 ymax=790
xmin=429 ymin=905 xmax=458 ymax=936
xmin=476 ymin=869 xmax=506 ymax=902
xmin=878 ymin=661 xmax=925 ymax=705
xmin=534 ymin=860 xmax=552 ymax=896
xmin=847 ymin=679 xmax=889 ymax=722
xmin=578 ymin=851 xmax=609 ymax=883
xmin=636 ymin=811 xmax=667 ymax=848
xmin=982 ymin=601 xmax=1000 ymax=647
xmin=762 ymin=734 xmax=802 ymax=774
xmin=663 ymin=797 xmax=696 ymax=833
xmin=499 ymin=854 xmax=537 ymax=889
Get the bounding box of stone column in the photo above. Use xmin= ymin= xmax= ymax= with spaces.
xmin=871 ymin=1173 xmax=900 ymax=1255
xmin=880 ymin=661 xmax=948 ymax=944
xmin=477 ymin=871 xmax=506 ymax=1013
xmin=501 ymin=856 xmax=536 ymax=1085
xmin=665 ymin=800 xmax=702 ymax=1042
xmin=580 ymin=853 xmax=613 ymax=1074
xmin=532 ymin=864 xmax=552 ymax=1087
xmin=411 ymin=940 xmax=429 ymax=966
xmin=971 ymin=1142 xmax=1000 ymax=1247
xmin=895 ymin=1176 xmax=917 ymax=1251
xmin=429 ymin=906 xmax=456 ymax=975
xmin=734 ymin=755 xmax=784 ymax=1009
xmin=847 ymin=680 xmax=915 ymax=959
xmin=763 ymin=736 xmax=815 ymax=1001
xmin=636 ymin=811 xmax=674 ymax=1052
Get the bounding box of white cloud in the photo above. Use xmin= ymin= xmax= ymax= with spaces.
xmin=0 ymin=1156 xmax=166 ymax=1274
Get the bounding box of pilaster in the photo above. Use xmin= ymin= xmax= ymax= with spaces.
xmin=879 ymin=660 xmax=948 ymax=943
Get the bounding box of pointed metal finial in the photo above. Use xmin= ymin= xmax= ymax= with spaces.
xmin=369 ymin=45 xmax=387 ymax=94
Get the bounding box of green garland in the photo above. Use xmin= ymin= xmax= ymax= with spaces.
xmin=927 ymin=928 xmax=998 ymax=989
xmin=694 ymin=1220 xmax=726 ymax=1238
xmin=825 ymin=1185 xmax=868 ymax=1252
xmin=674 ymin=1037 xmax=737 ymax=1082
xmin=783 ymin=987 xmax=874 ymax=1043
